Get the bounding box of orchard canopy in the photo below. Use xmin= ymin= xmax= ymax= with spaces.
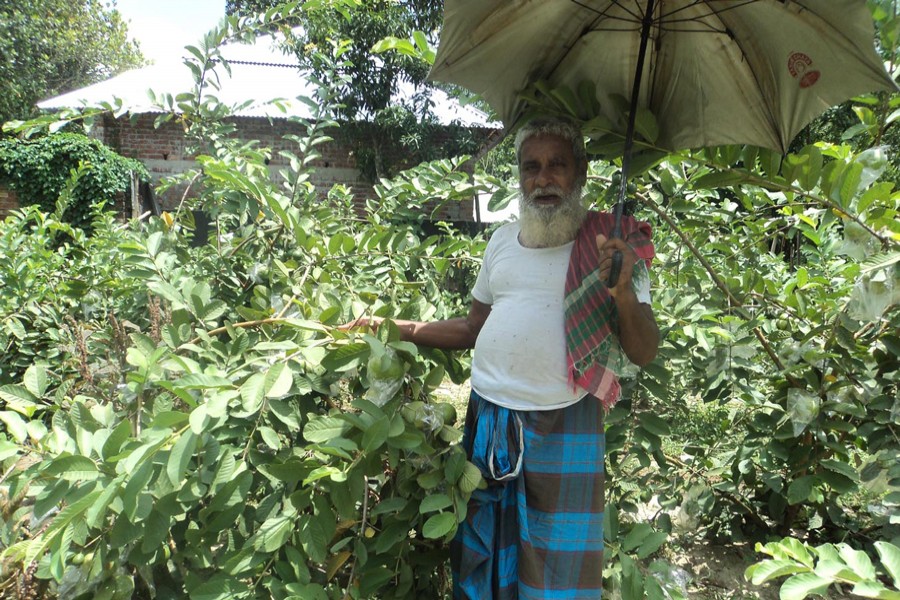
xmin=0 ymin=2 xmax=898 ymax=600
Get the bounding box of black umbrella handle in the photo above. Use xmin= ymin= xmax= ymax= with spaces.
xmin=607 ymin=251 xmax=623 ymax=288
xmin=606 ymin=195 xmax=624 ymax=287
xmin=608 ymin=0 xmax=655 ymax=289
xmin=607 ymin=171 xmax=626 ymax=288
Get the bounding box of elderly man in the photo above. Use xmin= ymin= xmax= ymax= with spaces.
xmin=356 ymin=116 xmax=658 ymax=599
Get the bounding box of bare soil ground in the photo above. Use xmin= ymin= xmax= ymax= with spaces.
xmin=670 ymin=541 xmax=857 ymax=599
xmin=670 ymin=542 xmax=779 ymax=599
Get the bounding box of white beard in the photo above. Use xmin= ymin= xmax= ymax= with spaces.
xmin=518 ymin=184 xmax=587 ymax=248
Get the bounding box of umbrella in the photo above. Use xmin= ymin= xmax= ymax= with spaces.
xmin=429 ymin=0 xmax=897 ymax=283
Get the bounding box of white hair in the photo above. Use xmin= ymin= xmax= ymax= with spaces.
xmin=514 ymin=116 xmax=587 ymax=170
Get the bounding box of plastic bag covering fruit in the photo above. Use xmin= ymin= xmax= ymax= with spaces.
xmin=366 ymin=347 xmax=405 ymax=406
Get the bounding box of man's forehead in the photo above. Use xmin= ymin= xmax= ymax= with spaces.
xmin=520 ymin=134 xmax=574 ymax=160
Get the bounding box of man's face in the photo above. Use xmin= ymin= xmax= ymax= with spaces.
xmin=518 ymin=133 xmax=585 ymax=209
xmin=516 ymin=133 xmax=588 ymax=248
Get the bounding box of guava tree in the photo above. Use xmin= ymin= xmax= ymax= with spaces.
xmin=0 ymin=1 xmax=898 ymax=600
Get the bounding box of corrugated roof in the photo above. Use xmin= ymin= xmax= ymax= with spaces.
xmin=38 ymin=36 xmax=498 ymax=127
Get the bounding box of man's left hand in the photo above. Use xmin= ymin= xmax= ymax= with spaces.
xmin=596 ymin=234 xmax=638 ymax=300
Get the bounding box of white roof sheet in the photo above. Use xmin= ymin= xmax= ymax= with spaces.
xmin=38 ymin=36 xmax=498 ymax=127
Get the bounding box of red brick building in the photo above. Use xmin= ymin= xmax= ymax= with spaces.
xmin=8 ymin=36 xmax=499 ymax=222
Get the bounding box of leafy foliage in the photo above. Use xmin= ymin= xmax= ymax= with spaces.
xmin=746 ymin=537 xmax=900 ymax=599
xmin=225 ymin=0 xmax=484 ymax=182
xmin=0 ymin=0 xmax=144 ymax=125
xmin=0 ymin=2 xmax=898 ymax=600
xmin=0 ymin=133 xmax=148 ymax=229
xmin=0 ymin=12 xmax=488 ymax=599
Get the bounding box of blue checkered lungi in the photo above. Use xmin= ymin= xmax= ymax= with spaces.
xmin=451 ymin=390 xmax=606 ymax=599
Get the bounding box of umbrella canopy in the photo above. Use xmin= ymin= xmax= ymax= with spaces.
xmin=429 ymin=0 xmax=897 ymax=154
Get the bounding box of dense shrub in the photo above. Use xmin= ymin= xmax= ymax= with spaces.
xmin=0 ymin=5 xmax=897 ymax=600
xmin=0 ymin=133 xmax=148 ymax=228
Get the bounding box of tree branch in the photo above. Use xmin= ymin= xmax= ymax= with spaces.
xmin=638 ymin=193 xmax=803 ymax=387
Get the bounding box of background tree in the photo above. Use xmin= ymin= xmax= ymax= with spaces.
xmin=0 ymin=4 xmax=896 ymax=600
xmin=227 ymin=0 xmax=442 ymax=119
xmin=0 ymin=0 xmax=144 ymax=125
xmin=225 ymin=0 xmax=482 ymax=180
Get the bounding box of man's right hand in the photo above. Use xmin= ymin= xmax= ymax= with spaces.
xmin=337 ymin=315 xmax=383 ymax=333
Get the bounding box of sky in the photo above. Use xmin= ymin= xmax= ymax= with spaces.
xmin=114 ymin=0 xmax=227 ymax=64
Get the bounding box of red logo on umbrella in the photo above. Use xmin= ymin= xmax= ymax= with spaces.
xmin=788 ymin=52 xmax=821 ymax=88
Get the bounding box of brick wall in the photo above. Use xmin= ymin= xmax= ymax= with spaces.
xmin=0 ymin=185 xmax=17 ymax=216
xmin=0 ymin=115 xmax=494 ymax=223
xmin=98 ymin=113 xmax=492 ymax=222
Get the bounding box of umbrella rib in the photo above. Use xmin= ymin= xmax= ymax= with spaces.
xmin=659 ymin=0 xmax=760 ymax=23
xmin=567 ymin=0 xmax=643 ymax=23
xmin=569 ymin=0 xmax=763 ymax=35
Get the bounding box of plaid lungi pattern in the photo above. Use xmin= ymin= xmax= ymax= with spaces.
xmin=451 ymin=391 xmax=606 ymax=599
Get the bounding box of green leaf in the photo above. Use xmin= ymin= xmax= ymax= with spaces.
xmin=424 ymin=365 xmax=445 ymax=392
xmin=174 ymin=374 xmax=233 ymax=390
xmin=818 ymin=470 xmax=857 ymax=494
xmin=24 ymin=490 xmax=102 ymax=565
xmin=189 ymin=574 xmax=245 ymax=600
xmin=838 ymin=161 xmax=863 ymax=206
xmin=254 ymin=515 xmax=294 ymax=553
xmin=0 ymin=385 xmax=38 ymax=416
xmin=148 ymin=411 xmax=190 ymax=429
xmin=299 ymin=512 xmax=332 ymax=563
xmin=634 ymin=106 xmax=659 ymax=143
xmin=638 ymin=412 xmax=671 ymax=437
xmin=303 ymin=466 xmax=345 ymax=485
xmin=41 ymin=455 xmax=99 ymax=481
xmin=623 ymin=523 xmax=652 ymax=552
xmin=0 ymin=440 xmax=19 ymax=462
xmin=261 ymin=458 xmax=316 ymax=484
xmin=304 ymin=416 xmax=349 ymax=444
xmin=258 ymin=426 xmax=281 ymax=450
xmin=265 ymin=363 xmax=293 ymax=398
xmin=362 ymin=416 xmax=390 ymax=453
xmin=321 ymin=342 xmax=369 ymax=372
xmin=23 ymin=364 xmax=48 ymax=397
xmin=268 ymin=399 xmax=301 ymax=430
xmin=166 ymin=431 xmax=197 ymax=485
xmin=746 ymin=559 xmax=808 ymax=585
xmin=787 ymin=475 xmax=816 ymax=505
xmin=839 ymin=545 xmax=876 ymax=580
xmin=101 ymin=420 xmax=133 ymax=460
xmin=189 ymin=404 xmax=210 ymax=435
xmin=820 ymin=459 xmax=859 ymax=481
xmin=813 ymin=559 xmax=860 ymax=582
xmin=419 ymin=494 xmax=452 ymax=513
xmin=636 ymin=530 xmax=668 ymax=559
xmin=457 ymin=462 xmax=483 ymax=495
xmin=86 ymin=475 xmax=125 ymax=528
xmin=779 ymin=573 xmax=832 ymax=600
xmin=0 ymin=411 xmax=28 ymax=442
xmin=422 ymin=512 xmax=456 ymax=539
xmin=240 ymin=373 xmax=266 ymax=413
xmin=692 ymin=170 xmax=749 ymax=190
xmin=849 ymin=581 xmax=900 ymax=599
xmin=198 ymin=299 xmax=228 ymax=322
xmin=875 ymin=542 xmax=900 ymax=588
